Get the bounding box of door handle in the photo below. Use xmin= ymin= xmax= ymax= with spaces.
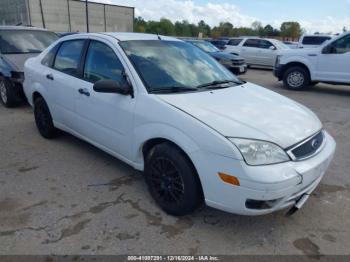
xmin=46 ymin=74 xmax=54 ymax=80
xmin=78 ymin=88 xmax=90 ymax=97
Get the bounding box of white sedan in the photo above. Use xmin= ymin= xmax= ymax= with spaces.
xmin=23 ymin=33 xmax=336 ymax=216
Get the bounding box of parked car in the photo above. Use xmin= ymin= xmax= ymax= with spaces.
xmin=274 ymin=31 xmax=350 ymax=90
xmin=186 ymin=39 xmax=247 ymax=74
xmin=223 ymin=37 xmax=290 ymax=68
xmin=24 ymin=33 xmax=336 ymax=216
xmin=209 ymin=39 xmax=228 ymax=50
xmin=297 ymin=34 xmax=332 ymax=49
xmin=0 ymin=26 xmax=58 ymax=107
xmin=57 ymin=32 xmax=79 ymax=38
xmin=283 ymin=41 xmax=298 ymax=49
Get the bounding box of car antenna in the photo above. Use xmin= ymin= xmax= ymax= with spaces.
xmin=157 ymin=32 xmax=162 ymax=40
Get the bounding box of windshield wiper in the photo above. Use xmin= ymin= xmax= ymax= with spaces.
xmin=149 ymin=86 xmax=198 ymax=94
xmin=196 ymin=80 xmax=243 ymax=89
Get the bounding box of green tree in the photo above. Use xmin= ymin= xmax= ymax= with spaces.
xmin=134 ymin=16 xmax=147 ymax=33
xmin=280 ymin=22 xmax=302 ymax=40
xmin=158 ymin=18 xmax=175 ymax=36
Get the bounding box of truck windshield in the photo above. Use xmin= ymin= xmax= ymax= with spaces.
xmin=0 ymin=30 xmax=58 ymax=54
xmin=119 ymin=40 xmax=240 ymax=93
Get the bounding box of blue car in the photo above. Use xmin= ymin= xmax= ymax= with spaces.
xmin=0 ymin=26 xmax=58 ymax=107
xmin=187 ymin=40 xmax=247 ymax=75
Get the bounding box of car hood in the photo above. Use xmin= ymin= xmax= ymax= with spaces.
xmin=2 ymin=53 xmax=40 ymax=72
xmin=210 ymin=51 xmax=244 ymax=61
xmin=158 ymin=82 xmax=322 ymax=148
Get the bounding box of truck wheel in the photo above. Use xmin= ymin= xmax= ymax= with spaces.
xmin=0 ymin=78 xmax=18 ymax=108
xmin=34 ymin=97 xmax=58 ymax=139
xmin=283 ymin=66 xmax=310 ymax=90
xmin=145 ymin=143 xmax=203 ymax=216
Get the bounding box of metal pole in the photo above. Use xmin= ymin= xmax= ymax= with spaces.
xmin=67 ymin=0 xmax=71 ymax=32
xmin=85 ymin=0 xmax=89 ymax=32
xmin=38 ymin=0 xmax=45 ymax=28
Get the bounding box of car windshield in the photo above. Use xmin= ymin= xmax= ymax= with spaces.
xmin=190 ymin=41 xmax=219 ymax=53
xmin=119 ymin=40 xmax=241 ymax=93
xmin=0 ymin=30 xmax=58 ymax=54
xmin=273 ymin=40 xmax=290 ymax=50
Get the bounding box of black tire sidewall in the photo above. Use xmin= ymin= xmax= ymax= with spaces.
xmin=0 ymin=78 xmax=18 ymax=107
xmin=283 ymin=66 xmax=310 ymax=90
xmin=145 ymin=143 xmax=203 ymax=216
xmin=34 ymin=97 xmax=56 ymax=139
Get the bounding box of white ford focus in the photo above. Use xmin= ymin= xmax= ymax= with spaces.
xmin=23 ymin=33 xmax=336 ymax=216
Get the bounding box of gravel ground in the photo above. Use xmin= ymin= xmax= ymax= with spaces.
xmin=0 ymin=69 xmax=349 ymax=256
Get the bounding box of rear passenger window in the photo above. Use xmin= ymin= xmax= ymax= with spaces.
xmin=83 ymin=41 xmax=124 ymax=83
xmin=41 ymin=44 xmax=60 ymax=67
xmin=243 ymin=39 xmax=259 ymax=48
xmin=53 ymin=40 xmax=85 ymax=77
xmin=228 ymin=39 xmax=242 ymax=46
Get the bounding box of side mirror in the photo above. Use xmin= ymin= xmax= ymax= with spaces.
xmin=269 ymin=46 xmax=277 ymax=50
xmin=93 ymin=79 xmax=133 ymax=97
xmin=322 ymin=45 xmax=335 ymax=54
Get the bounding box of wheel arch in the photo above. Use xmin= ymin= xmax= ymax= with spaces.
xmin=141 ymin=137 xmax=205 ymax=200
xmin=281 ymin=62 xmax=312 ymax=80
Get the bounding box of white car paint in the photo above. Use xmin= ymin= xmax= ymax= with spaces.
xmin=223 ymin=37 xmax=289 ymax=67
xmin=276 ymin=31 xmax=350 ymax=84
xmin=23 ymin=33 xmax=336 ymax=216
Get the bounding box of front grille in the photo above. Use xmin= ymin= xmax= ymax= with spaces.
xmin=289 ymin=131 xmax=324 ymax=160
xmin=232 ymin=60 xmax=245 ymax=66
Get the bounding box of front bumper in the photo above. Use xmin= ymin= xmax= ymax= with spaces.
xmin=226 ymin=64 xmax=248 ymax=75
xmin=273 ymin=64 xmax=284 ymax=80
xmin=191 ymin=131 xmax=336 ymax=216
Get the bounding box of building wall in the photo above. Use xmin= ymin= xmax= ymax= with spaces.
xmin=0 ymin=0 xmax=29 ymax=26
xmin=0 ymin=0 xmax=134 ymax=33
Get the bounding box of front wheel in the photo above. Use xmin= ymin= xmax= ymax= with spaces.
xmin=283 ymin=66 xmax=310 ymax=90
xmin=145 ymin=143 xmax=203 ymax=216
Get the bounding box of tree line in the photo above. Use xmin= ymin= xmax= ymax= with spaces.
xmin=134 ymin=17 xmax=305 ymax=40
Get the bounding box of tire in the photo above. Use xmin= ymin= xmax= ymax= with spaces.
xmin=0 ymin=78 xmax=18 ymax=108
xmin=34 ymin=97 xmax=58 ymax=139
xmin=283 ymin=66 xmax=310 ymax=90
xmin=145 ymin=143 xmax=203 ymax=216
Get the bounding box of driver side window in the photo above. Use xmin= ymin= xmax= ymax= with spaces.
xmin=84 ymin=41 xmax=125 ymax=83
xmin=330 ymin=35 xmax=350 ymax=54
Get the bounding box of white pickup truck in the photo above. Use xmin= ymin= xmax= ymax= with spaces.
xmin=274 ymin=31 xmax=350 ymax=90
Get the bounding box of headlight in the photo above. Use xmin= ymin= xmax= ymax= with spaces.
xmin=229 ymin=138 xmax=290 ymax=166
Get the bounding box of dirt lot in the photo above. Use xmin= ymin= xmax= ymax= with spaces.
xmin=0 ymin=69 xmax=349 ymax=256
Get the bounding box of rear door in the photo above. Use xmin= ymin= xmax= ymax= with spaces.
xmin=315 ymin=34 xmax=350 ymax=83
xmin=47 ymin=39 xmax=87 ymax=130
xmin=241 ymin=39 xmax=259 ymax=64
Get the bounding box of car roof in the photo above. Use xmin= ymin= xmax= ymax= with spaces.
xmin=101 ymin=32 xmax=181 ymax=42
xmin=0 ymin=25 xmax=51 ymax=31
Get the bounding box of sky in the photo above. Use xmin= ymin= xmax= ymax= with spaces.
xmin=95 ymin=0 xmax=350 ymax=33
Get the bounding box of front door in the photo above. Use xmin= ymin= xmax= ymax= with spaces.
xmin=75 ymin=40 xmax=136 ymax=160
xmin=316 ymin=34 xmax=350 ymax=83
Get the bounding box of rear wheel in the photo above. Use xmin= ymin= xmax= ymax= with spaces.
xmin=34 ymin=97 xmax=58 ymax=139
xmin=145 ymin=143 xmax=203 ymax=216
xmin=283 ymin=66 xmax=310 ymax=90
xmin=0 ymin=78 xmax=18 ymax=107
